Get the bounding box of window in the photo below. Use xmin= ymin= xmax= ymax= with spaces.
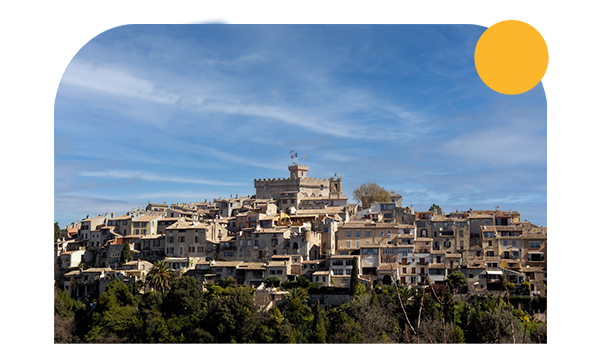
xmin=179 ymin=247 xmax=183 ymax=255
xmin=387 ymin=230 xmax=392 ymax=238
xmin=365 ymin=230 xmax=372 ymax=238
xmin=380 ymin=231 xmax=384 ymax=237
xmin=355 ymin=241 xmax=360 ymax=248
xmin=444 ymin=241 xmax=451 ymax=248
xmin=459 ymin=230 xmax=464 ymax=237
xmin=346 ymin=230 xmax=352 ymax=238
xmin=362 ymin=248 xmax=377 ymax=255
xmin=346 ymin=241 xmax=351 ymax=248
xmin=179 ymin=236 xmax=185 ymax=243
xmin=333 ymin=269 xmax=344 ymax=276
xmin=512 ymin=240 xmax=516 ymax=246
xmin=333 ymin=259 xmax=344 ymax=265
xmin=355 ymin=230 xmax=361 ymax=238
xmin=529 ymin=253 xmax=544 ymax=261
xmin=486 ymin=251 xmax=494 ymax=257
xmin=503 ymin=240 xmax=508 ymax=246
xmin=167 ymin=236 xmax=174 ymax=243
xmin=195 ymin=236 xmax=198 ymax=243
xmin=429 ymin=268 xmax=444 ymax=275
xmin=529 ymin=241 xmax=541 ymax=249
xmin=141 ymin=222 xmax=147 ymax=228
xmin=189 ymin=247 xmax=195 ymax=253
xmin=134 ymin=222 xmax=140 ymax=228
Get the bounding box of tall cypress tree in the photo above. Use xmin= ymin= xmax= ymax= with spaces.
xmin=120 ymin=244 xmax=132 ymax=266
xmin=310 ymin=301 xmax=328 ymax=343
xmin=350 ymin=256 xmax=359 ymax=297
xmin=54 ymin=222 xmax=61 ymax=242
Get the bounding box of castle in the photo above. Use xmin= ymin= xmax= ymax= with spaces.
xmin=254 ymin=164 xmax=343 ymax=211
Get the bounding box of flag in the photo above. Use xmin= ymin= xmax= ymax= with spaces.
xmin=295 ymin=153 xmax=298 ymax=157
xmin=303 ymin=156 xmax=306 ymax=159
xmin=291 ymin=154 xmax=294 ymax=159
xmin=290 ymin=150 xmax=294 ymax=153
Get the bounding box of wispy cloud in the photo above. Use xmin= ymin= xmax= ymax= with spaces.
xmin=80 ymin=170 xmax=246 ymax=187
xmin=61 ymin=61 xmax=178 ymax=104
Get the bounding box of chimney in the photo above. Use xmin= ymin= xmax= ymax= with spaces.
xmin=111 ymin=213 xmax=114 ymax=218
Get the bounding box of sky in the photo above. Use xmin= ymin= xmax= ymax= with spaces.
xmin=54 ymin=24 xmax=547 ymax=227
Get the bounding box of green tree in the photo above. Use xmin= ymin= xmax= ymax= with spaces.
xmin=521 ymin=281 xmax=532 ymax=295
xmin=119 ymin=244 xmax=132 ymax=266
xmin=310 ymin=301 xmax=328 ymax=343
xmin=429 ymin=203 xmax=443 ymax=215
xmin=447 ymin=271 xmax=468 ymax=293
xmin=281 ymin=287 xmax=311 ymax=327
xmin=205 ymin=286 xmax=257 ymax=343
xmin=54 ymin=286 xmax=85 ymax=343
xmin=350 ymin=257 xmax=360 ymax=297
xmin=327 ymin=308 xmax=365 ymax=343
xmin=147 ymin=260 xmax=175 ymax=293
xmin=85 ymin=280 xmax=143 ymax=342
xmin=265 ymin=275 xmax=281 ymax=288
xmin=138 ymin=291 xmax=177 ymax=343
xmin=162 ymin=276 xmax=206 ymax=317
xmin=353 ymin=182 xmax=391 ymax=209
xmin=54 ymin=222 xmax=61 ymax=242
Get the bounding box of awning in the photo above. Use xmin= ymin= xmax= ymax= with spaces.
xmin=487 ymin=270 xmax=503 ymax=275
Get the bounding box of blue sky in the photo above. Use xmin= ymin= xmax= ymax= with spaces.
xmin=54 ymin=24 xmax=547 ymax=227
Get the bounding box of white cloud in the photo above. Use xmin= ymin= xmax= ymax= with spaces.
xmin=61 ymin=60 xmax=178 ymax=104
xmin=79 ymin=170 xmax=246 ymax=187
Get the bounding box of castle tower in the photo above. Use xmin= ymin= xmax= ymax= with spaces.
xmin=289 ymin=164 xmax=309 ymax=179
xmin=329 ymin=177 xmax=342 ymax=196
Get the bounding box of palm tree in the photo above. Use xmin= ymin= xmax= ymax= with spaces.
xmin=282 ymin=287 xmax=311 ymax=323
xmin=146 ymin=260 xmax=174 ymax=293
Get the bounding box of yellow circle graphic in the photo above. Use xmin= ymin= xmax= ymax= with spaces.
xmin=474 ymin=20 xmax=548 ymax=95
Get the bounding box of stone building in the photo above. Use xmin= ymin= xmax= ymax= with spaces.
xmin=254 ymin=164 xmax=343 ymax=209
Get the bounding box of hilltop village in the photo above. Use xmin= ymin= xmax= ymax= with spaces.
xmin=55 ymin=164 xmax=547 ymax=301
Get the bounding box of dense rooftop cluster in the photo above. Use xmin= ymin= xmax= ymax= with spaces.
xmin=55 ymin=164 xmax=546 ymax=300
